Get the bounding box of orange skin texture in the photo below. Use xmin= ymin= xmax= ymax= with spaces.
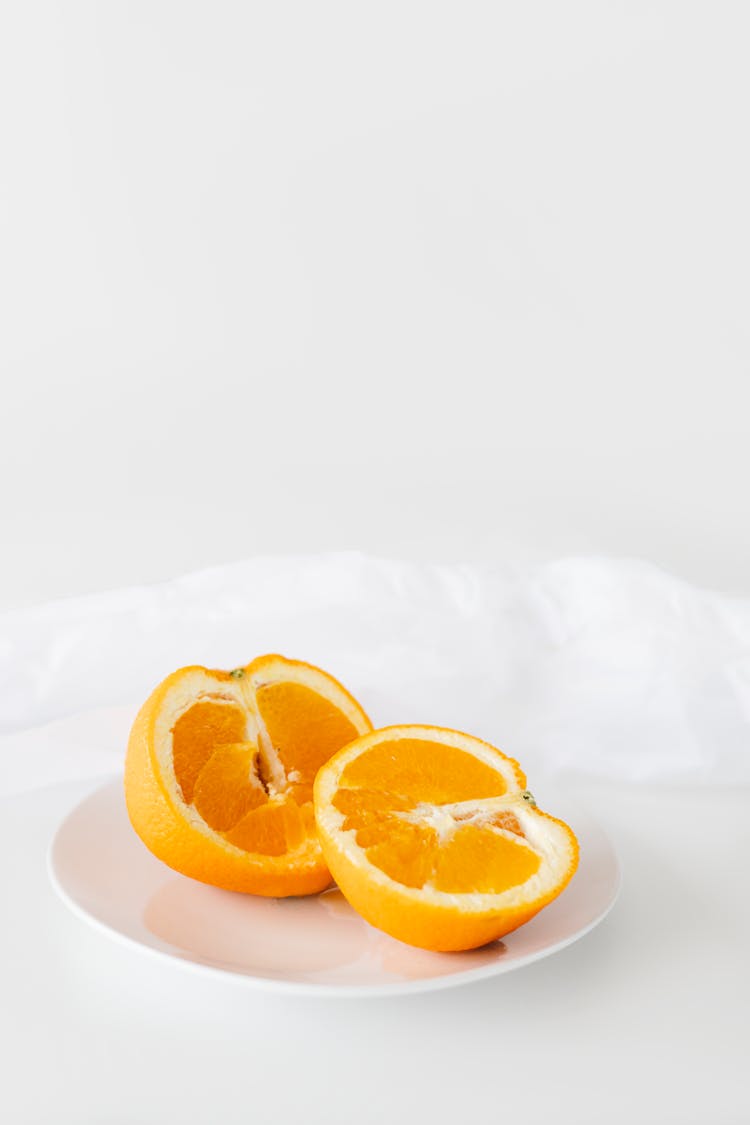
xmin=124 ymin=660 xmax=371 ymax=897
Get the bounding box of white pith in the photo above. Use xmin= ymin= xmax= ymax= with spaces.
xmin=316 ymin=726 xmax=576 ymax=912
xmin=152 ymin=662 xmax=369 ymax=866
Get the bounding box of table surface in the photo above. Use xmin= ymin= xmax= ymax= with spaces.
xmin=3 ymin=776 xmax=748 ymax=1125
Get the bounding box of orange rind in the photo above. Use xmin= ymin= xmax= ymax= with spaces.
xmin=124 ymin=655 xmax=371 ymax=896
xmin=314 ymin=725 xmax=579 ymax=950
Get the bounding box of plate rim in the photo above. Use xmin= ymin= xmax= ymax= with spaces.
xmin=47 ymin=777 xmax=622 ymax=999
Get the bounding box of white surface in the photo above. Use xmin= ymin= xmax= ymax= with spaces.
xmin=1 ymin=2 xmax=750 ymax=609
xmin=1 ymin=776 xmax=747 ymax=1124
xmin=50 ymin=778 xmax=619 ymax=996
xmin=4 ymin=553 xmax=750 ymax=783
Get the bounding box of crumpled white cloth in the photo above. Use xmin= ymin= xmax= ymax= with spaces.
xmin=1 ymin=552 xmax=749 ymax=795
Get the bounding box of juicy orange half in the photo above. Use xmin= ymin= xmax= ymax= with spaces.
xmin=125 ymin=655 xmax=371 ymax=896
xmin=314 ymin=725 xmax=579 ymax=951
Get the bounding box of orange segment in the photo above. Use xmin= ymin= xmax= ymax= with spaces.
xmin=124 ymin=656 xmax=372 ymax=896
xmin=486 ymin=810 xmax=525 ymax=837
xmin=225 ymin=803 xmax=290 ymax=856
xmin=286 ymin=781 xmax=315 ymax=807
xmin=432 ymin=825 xmax=541 ymax=894
xmin=339 ymin=736 xmax=517 ymax=803
xmin=172 ymin=700 xmax=248 ymax=803
xmin=365 ymin=823 xmax=439 ymax=889
xmin=255 ymin=681 xmax=361 ymax=783
xmin=314 ymin=725 xmax=579 ymax=951
xmin=332 ymin=788 xmax=417 ymax=832
xmin=191 ymin=742 xmax=266 ymax=832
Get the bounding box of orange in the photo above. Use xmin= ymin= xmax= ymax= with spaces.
xmin=124 ymin=654 xmax=372 ymax=896
xmin=314 ymin=725 xmax=579 ymax=951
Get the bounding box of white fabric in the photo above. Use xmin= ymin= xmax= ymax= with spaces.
xmin=1 ymin=552 xmax=749 ymax=794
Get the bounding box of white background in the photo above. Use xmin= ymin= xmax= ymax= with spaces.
xmin=2 ymin=5 xmax=750 ymax=1124
xmin=1 ymin=1 xmax=749 ymax=610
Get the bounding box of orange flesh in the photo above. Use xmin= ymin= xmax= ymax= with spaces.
xmin=172 ymin=701 xmax=248 ymax=804
xmin=170 ymin=693 xmax=359 ymax=859
xmin=333 ymin=740 xmax=541 ymax=894
xmin=256 ymin=682 xmax=360 ymax=783
xmin=225 ymin=803 xmax=294 ymax=857
xmin=365 ymin=824 xmax=439 ymax=889
xmin=191 ymin=742 xmax=266 ymax=832
xmin=432 ymin=826 xmax=540 ymax=893
xmin=339 ymin=738 xmax=511 ymax=803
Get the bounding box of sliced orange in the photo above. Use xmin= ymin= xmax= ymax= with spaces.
xmin=314 ymin=725 xmax=579 ymax=951
xmin=124 ymin=654 xmax=371 ymax=896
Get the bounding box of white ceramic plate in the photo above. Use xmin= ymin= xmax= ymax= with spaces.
xmin=49 ymin=778 xmax=620 ymax=998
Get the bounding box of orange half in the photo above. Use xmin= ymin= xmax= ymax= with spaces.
xmin=125 ymin=655 xmax=372 ymax=896
xmin=314 ymin=725 xmax=579 ymax=950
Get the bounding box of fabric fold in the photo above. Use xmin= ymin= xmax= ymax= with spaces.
xmin=1 ymin=552 xmax=749 ymax=792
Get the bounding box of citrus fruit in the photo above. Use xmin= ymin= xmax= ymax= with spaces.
xmin=125 ymin=654 xmax=372 ymax=896
xmin=314 ymin=725 xmax=579 ymax=951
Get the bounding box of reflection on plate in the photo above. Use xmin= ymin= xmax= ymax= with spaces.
xmin=49 ymin=779 xmax=619 ymax=997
